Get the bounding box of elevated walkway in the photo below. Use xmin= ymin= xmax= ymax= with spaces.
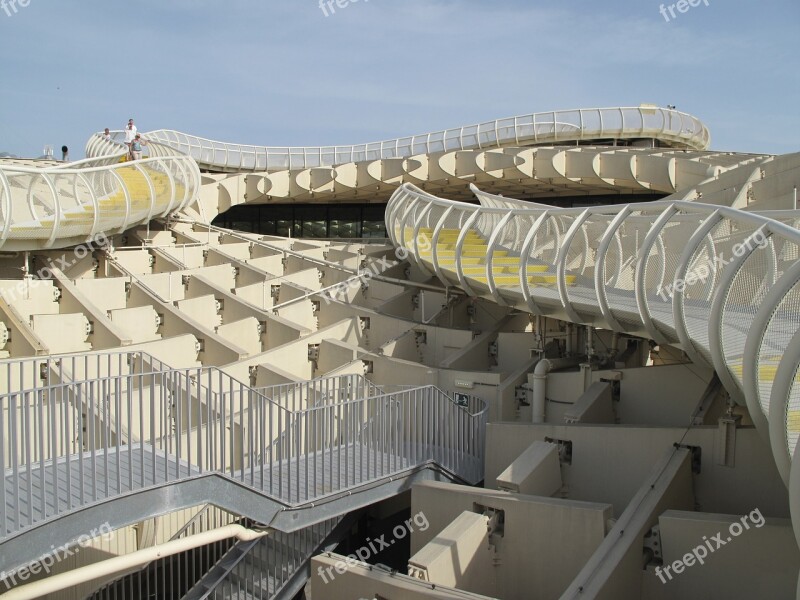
xmin=386 ymin=182 xmax=800 ymax=546
xmin=0 ymin=143 xmax=200 ymax=251
xmin=0 ymin=358 xmax=486 ymax=572
xmin=87 ymin=106 xmax=710 ymax=173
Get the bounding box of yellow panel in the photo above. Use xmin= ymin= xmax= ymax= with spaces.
xmin=788 ymin=411 xmax=800 ymax=432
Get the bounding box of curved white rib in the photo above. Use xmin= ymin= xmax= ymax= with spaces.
xmin=386 ymin=183 xmax=800 ymax=500
xmin=194 ymin=145 xmax=736 ymax=222
xmin=0 ymin=145 xmax=201 ymax=251
xmin=87 ymin=107 xmax=710 ymax=172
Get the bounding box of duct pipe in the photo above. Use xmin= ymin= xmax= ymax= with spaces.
xmin=532 ymin=356 xmax=585 ymax=424
xmin=581 ymin=363 xmax=593 ymax=391
xmin=536 ymin=315 xmax=545 ymax=351
xmin=3 ymin=524 xmax=270 ymax=600
xmin=610 ymin=332 xmax=620 ymax=357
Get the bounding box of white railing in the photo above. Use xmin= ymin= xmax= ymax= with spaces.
xmin=0 ymin=153 xmax=200 ymax=250
xmin=86 ymin=107 xmax=710 ymax=172
xmin=0 ymin=350 xmax=487 ymax=542
xmin=84 ymin=132 xmax=185 ymax=162
xmin=255 ymin=373 xmax=383 ymax=412
xmin=386 ymin=183 xmax=800 ymax=501
xmin=87 ymin=511 xmax=340 ymax=600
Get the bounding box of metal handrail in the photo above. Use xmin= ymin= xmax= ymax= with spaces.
xmin=386 ymin=181 xmax=800 ymax=493
xmin=186 ymin=516 xmax=341 ymax=600
xmin=0 ymin=154 xmax=200 ymax=250
xmin=176 ymin=219 xmax=461 ymax=295
xmin=85 ymin=107 xmax=710 ymax=171
xmin=87 ymin=504 xmax=245 ymax=600
xmin=0 ymin=350 xmax=172 ymax=396
xmin=253 ymin=373 xmax=383 ymax=410
xmin=0 ymin=358 xmax=487 ymax=540
xmin=84 ymin=133 xmax=186 ymax=162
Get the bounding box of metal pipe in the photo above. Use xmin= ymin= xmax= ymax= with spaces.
xmin=3 ymin=524 xmax=269 ymax=600
xmin=565 ymin=323 xmax=573 ymax=356
xmin=532 ymin=356 xmax=584 ymax=424
xmin=580 ymin=363 xmax=593 ymax=391
xmin=532 ymin=360 xmax=549 ymax=424
xmin=536 ymin=315 xmax=545 ymax=351
xmin=610 ymin=332 xmax=620 ymax=357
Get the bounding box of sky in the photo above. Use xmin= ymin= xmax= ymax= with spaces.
xmin=0 ymin=0 xmax=798 ymax=158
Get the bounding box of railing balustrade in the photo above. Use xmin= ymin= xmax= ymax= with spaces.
xmin=86 ymin=107 xmax=709 ymax=172
xmin=386 ymin=182 xmax=800 ymax=490
xmin=0 ymin=352 xmax=487 ymax=539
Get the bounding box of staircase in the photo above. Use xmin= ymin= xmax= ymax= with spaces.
xmin=185 ymin=518 xmax=344 ymax=600
xmin=0 ymin=154 xmax=198 ymax=251
xmin=411 ymin=226 xmax=574 ymax=288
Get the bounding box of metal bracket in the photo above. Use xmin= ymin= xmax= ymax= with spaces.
xmin=674 ymin=443 xmax=702 ymax=474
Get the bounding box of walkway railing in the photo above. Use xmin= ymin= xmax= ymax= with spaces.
xmin=86 ymin=107 xmax=709 ymax=172
xmin=386 ymin=183 xmax=800 ymax=498
xmin=0 ymin=152 xmax=200 ymax=251
xmin=185 ymin=517 xmax=341 ymax=600
xmin=84 ymin=133 xmax=192 ymax=162
xmin=254 ymin=373 xmax=383 ymax=412
xmin=0 ymin=352 xmax=487 ymax=539
xmin=87 ymin=504 xmax=241 ymax=600
xmin=0 ymin=350 xmax=172 ymax=396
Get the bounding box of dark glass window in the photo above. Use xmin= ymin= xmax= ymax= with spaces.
xmin=212 ymin=203 xmax=389 ymax=239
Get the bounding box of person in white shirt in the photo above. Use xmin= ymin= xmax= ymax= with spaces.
xmin=124 ymin=119 xmax=137 ymax=146
xmin=103 ymin=128 xmax=111 ymax=142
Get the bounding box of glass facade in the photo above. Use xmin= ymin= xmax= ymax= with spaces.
xmin=212 ymin=203 xmax=388 ymax=239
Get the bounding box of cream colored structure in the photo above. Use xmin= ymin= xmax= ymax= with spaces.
xmin=0 ymin=141 xmax=199 ymax=251
xmin=87 ymin=106 xmax=711 ymax=172
xmin=85 ymin=106 xmax=720 ymax=217
xmin=0 ymin=106 xmax=798 ymax=600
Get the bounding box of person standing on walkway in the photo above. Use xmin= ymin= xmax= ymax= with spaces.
xmin=129 ymin=134 xmax=146 ymax=161
xmin=124 ymin=119 xmax=137 ymax=157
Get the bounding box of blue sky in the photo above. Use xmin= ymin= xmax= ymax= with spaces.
xmin=0 ymin=0 xmax=797 ymax=158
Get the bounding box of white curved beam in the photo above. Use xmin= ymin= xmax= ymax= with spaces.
xmin=386 ymin=183 xmax=800 ymax=514
xmin=0 ymin=154 xmax=200 ymax=251
xmin=87 ymin=107 xmax=711 ymax=173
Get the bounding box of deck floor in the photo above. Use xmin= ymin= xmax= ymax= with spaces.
xmin=2 ymin=442 xmax=419 ymax=537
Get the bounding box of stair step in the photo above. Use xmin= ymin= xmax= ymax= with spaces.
xmin=436 ymin=249 xmax=507 ymax=257
xmin=466 ymin=273 xmax=577 ymax=286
